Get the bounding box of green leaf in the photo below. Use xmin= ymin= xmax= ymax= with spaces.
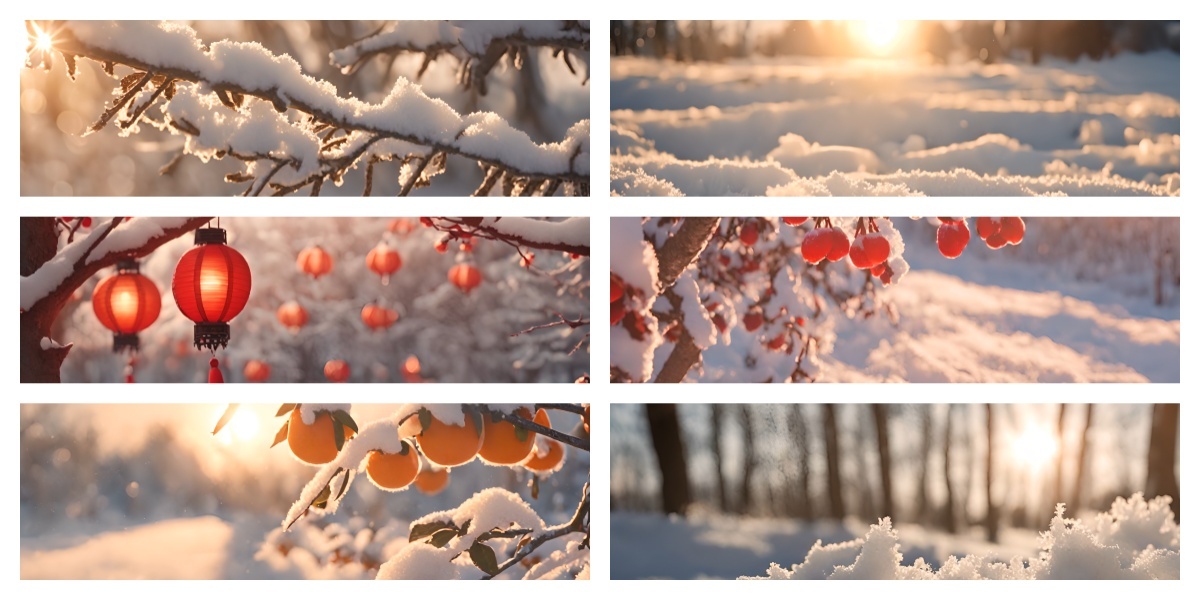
xmin=212 ymin=404 xmax=239 ymax=435
xmin=334 ymin=419 xmax=345 ymax=451
xmin=468 ymin=541 xmax=500 ymax=576
xmin=428 ymin=528 xmax=457 ymax=548
xmin=458 ymin=519 xmax=472 ymax=537
xmin=333 ymin=409 xmax=359 ymax=434
xmin=410 ymin=520 xmax=456 ymax=542
xmin=276 ymin=403 xmax=297 ymax=417
xmin=311 ymin=484 xmax=332 ymax=509
xmin=418 ymin=408 xmax=431 ymax=432
xmin=271 ymin=421 xmax=289 ymax=448
xmin=514 ymin=425 xmax=529 ymax=443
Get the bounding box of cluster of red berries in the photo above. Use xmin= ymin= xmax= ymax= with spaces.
xmin=610 ymin=273 xmax=627 ymax=325
xmin=62 ymin=217 xmax=93 ymax=228
xmin=936 ymin=217 xmax=1025 ymax=259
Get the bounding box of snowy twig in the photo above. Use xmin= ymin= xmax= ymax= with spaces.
xmin=510 ymin=313 xmax=589 ymax=337
xmin=430 ymin=217 xmax=589 ymax=257
xmin=470 ymin=404 xmax=589 ymax=452
xmin=483 ymin=482 xmax=589 ymax=580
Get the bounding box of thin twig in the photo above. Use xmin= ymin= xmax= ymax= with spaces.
xmin=483 ymin=483 xmax=589 ymax=580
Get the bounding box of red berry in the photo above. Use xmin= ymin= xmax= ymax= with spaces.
xmin=743 ymin=310 xmax=763 ymax=332
xmin=1000 ymin=217 xmax=1025 ymax=245
xmin=976 ymin=217 xmax=1001 ymax=241
xmin=871 ymin=262 xmax=887 ymax=277
xmin=826 ymin=228 xmax=850 ymax=262
xmin=610 ymin=274 xmax=625 ymax=304
xmin=782 ymin=217 xmax=809 ymax=226
xmin=718 ymin=254 xmax=731 ymax=267
xmin=570 ymin=253 xmax=580 ymax=259
xmin=664 ymin=323 xmax=681 ymax=343
xmin=936 ymin=220 xmax=971 ymax=259
xmin=985 ymin=232 xmax=1007 ymax=249
xmin=521 ymin=253 xmax=535 ymax=268
xmin=434 ymin=241 xmax=448 ymax=253
xmin=766 ymin=334 xmax=786 ymax=350
xmin=850 ymin=233 xmax=889 ymax=269
xmin=794 ymin=316 xmax=806 ymax=327
xmin=739 ymin=222 xmax=759 ymax=246
xmin=80 ymin=217 xmax=93 ymax=228
xmin=610 ymin=302 xmax=626 ymax=326
xmin=705 ymin=301 xmax=720 ymax=312
xmin=712 ymin=314 xmax=728 ymax=333
xmin=800 ymin=228 xmax=833 ymax=263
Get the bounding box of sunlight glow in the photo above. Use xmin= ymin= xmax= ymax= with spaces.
xmin=35 ymin=31 xmax=52 ymax=53
xmin=856 ymin=21 xmax=903 ymax=56
xmin=1010 ymin=426 xmax=1059 ymax=472
xmin=213 ymin=406 xmax=261 ymax=446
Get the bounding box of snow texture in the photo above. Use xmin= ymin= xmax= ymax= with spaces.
xmin=740 ymin=494 xmax=1178 ymax=580
xmin=330 ymin=21 xmax=587 ymax=69
xmin=612 ymin=52 xmax=1179 ymax=195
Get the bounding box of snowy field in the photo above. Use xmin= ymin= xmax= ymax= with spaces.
xmin=612 ymin=494 xmax=1178 ymax=580
xmin=611 ymin=53 xmax=1179 ymax=196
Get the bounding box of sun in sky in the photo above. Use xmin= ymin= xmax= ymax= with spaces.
xmin=212 ymin=406 xmax=261 ymax=446
xmin=1009 ymin=425 xmax=1059 ymax=473
xmin=854 ymin=20 xmax=909 ymax=57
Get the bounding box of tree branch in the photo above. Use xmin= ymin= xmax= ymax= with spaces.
xmin=483 ymin=482 xmax=589 ymax=580
xmin=430 ymin=217 xmax=589 ymax=257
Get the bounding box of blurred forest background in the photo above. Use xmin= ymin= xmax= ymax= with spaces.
xmin=612 ymin=403 xmax=1179 ymax=539
xmin=611 ymin=20 xmax=1180 ymax=64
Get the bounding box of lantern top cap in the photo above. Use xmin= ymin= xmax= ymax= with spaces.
xmin=115 ymin=257 xmax=139 ymax=273
xmin=194 ymin=227 xmax=227 ymax=245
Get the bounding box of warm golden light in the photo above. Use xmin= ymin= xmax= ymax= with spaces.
xmin=1010 ymin=426 xmax=1058 ymax=472
xmin=213 ymin=406 xmax=260 ymax=445
xmin=856 ymin=21 xmax=904 ymax=56
xmin=35 ymin=31 xmax=52 ymax=53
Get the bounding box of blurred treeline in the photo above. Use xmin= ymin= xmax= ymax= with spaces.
xmin=611 ymin=21 xmax=1180 ymax=64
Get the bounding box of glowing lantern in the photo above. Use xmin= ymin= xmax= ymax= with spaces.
xmin=276 ymin=301 xmax=309 ymax=331
xmin=325 ymin=359 xmax=350 ymax=383
xmin=244 ymin=359 xmax=271 ymax=382
xmin=91 ymin=258 xmax=161 ymax=352
xmin=401 ymin=355 xmax=422 ymax=383
xmin=448 ymin=263 xmax=482 ymax=294
xmin=171 ymin=226 xmax=252 ymax=384
xmin=361 ymin=304 xmax=399 ymax=331
xmin=388 ymin=218 xmax=415 ymax=235
xmin=365 ymin=243 xmax=402 ymax=285
xmin=297 ymin=245 xmax=333 ymax=279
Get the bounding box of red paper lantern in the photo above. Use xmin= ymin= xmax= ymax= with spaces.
xmin=297 ymin=245 xmax=333 ymax=279
xmin=172 ymin=227 xmax=252 ymax=351
xmin=448 ymin=263 xmax=482 ymax=294
xmin=91 ymin=259 xmax=161 ymax=352
xmin=401 ymin=355 xmax=422 ymax=383
xmin=365 ymin=243 xmax=402 ymax=285
xmin=361 ymin=304 xmax=399 ymax=331
xmin=244 ymin=359 xmax=271 ymax=383
xmin=325 ymin=359 xmax=350 ymax=383
xmin=276 ymin=301 xmax=309 ymax=331
xmin=388 ymin=218 xmax=415 ymax=235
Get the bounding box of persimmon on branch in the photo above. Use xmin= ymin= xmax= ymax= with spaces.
xmin=26 ymin=21 xmax=590 ymax=197
xmin=330 ymin=20 xmax=591 ymax=93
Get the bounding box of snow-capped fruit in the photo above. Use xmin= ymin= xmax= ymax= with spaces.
xmin=862 ymin=233 xmax=891 ymax=266
xmin=610 ymin=302 xmax=626 ymax=326
xmin=766 ymin=334 xmax=786 ymax=350
xmin=782 ymin=217 xmax=809 ymax=226
xmin=740 ymin=222 xmax=759 ymax=246
xmin=434 ymin=240 xmax=448 ymax=253
xmin=743 ymin=310 xmax=764 ymax=332
xmin=1000 ymin=217 xmax=1025 ymax=245
xmin=871 ymin=262 xmax=887 ymax=277
xmin=801 ymin=228 xmax=833 ymax=263
xmin=287 ymin=408 xmax=354 ymax=465
xmin=478 ymin=408 xmax=538 ymax=465
xmin=712 ymin=314 xmax=728 ymax=333
xmin=976 ymin=217 xmax=1002 ymax=241
xmin=610 ymin=273 xmax=625 ymax=303
xmin=936 ymin=220 xmax=971 ymax=259
xmin=415 ymin=411 xmax=484 ymax=468
xmin=985 ymin=232 xmax=1008 ymax=249
xmin=365 ymin=444 xmax=420 ymax=491
xmin=826 ymin=228 xmax=851 ymax=262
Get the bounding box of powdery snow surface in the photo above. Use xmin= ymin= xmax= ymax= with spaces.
xmin=331 ymin=21 xmax=587 ymax=69
xmin=611 ymin=217 xmax=662 ymax=381
xmin=739 ymin=494 xmax=1178 ymax=580
xmin=611 ymin=53 xmax=1178 ymax=195
xmin=22 ymin=516 xmax=234 ymax=579
xmin=64 ymin=21 xmax=589 ymax=179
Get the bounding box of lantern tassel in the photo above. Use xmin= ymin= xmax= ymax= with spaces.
xmin=124 ymin=356 xmax=135 ymax=384
xmin=208 ymin=357 xmax=225 ymax=383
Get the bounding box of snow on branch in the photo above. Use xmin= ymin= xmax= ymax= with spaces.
xmin=330 ymin=20 xmax=590 ymax=93
xmin=34 ymin=21 xmax=589 ymax=196
xmin=20 ymin=217 xmax=211 ymax=312
xmin=430 ymin=218 xmax=589 ymax=256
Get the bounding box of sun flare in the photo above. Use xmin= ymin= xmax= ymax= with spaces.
xmin=1010 ymin=426 xmax=1059 ymax=472
xmin=857 ymin=21 xmax=903 ymax=56
xmin=35 ymin=31 xmax=52 ymax=53
xmin=213 ymin=407 xmax=261 ymax=445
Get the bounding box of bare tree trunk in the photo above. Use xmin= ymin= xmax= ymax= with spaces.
xmin=943 ymin=405 xmax=957 ymax=534
xmin=915 ymin=406 xmax=933 ymax=524
xmin=823 ymin=404 xmax=845 ymax=520
xmin=1146 ymin=404 xmax=1180 ymax=519
xmin=984 ymin=404 xmax=999 ymax=543
xmin=739 ymin=405 xmax=757 ymax=515
xmin=872 ymin=404 xmax=894 ymax=520
xmin=710 ymin=404 xmax=729 ymax=512
xmin=645 ymin=404 xmax=692 ymax=515
xmin=788 ymin=405 xmax=813 ymax=520
xmin=1068 ymin=404 xmax=1094 ymax=517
